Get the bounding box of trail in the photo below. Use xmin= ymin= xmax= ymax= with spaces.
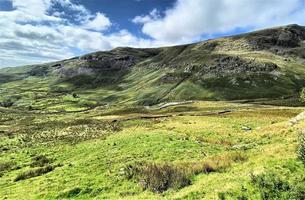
xmin=109 ymin=109 xmax=233 ymax=122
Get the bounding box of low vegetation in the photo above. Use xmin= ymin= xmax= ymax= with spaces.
xmin=298 ymin=131 xmax=305 ymax=166
xmin=0 ymin=161 xmax=16 ymax=177
xmin=221 ymin=168 xmax=305 ymax=200
xmin=0 ymin=100 xmax=303 ymax=199
xmin=14 ymin=165 xmax=57 ymax=182
xmin=1 ymin=25 xmax=305 ymax=199
xmin=126 ymin=163 xmax=192 ymax=193
xmin=124 ymin=152 xmax=248 ymax=193
xmin=30 ymin=155 xmax=53 ymax=167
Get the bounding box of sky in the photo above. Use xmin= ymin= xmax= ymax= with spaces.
xmin=0 ymin=0 xmax=305 ymax=67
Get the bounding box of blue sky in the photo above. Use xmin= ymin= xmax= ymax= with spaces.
xmin=0 ymin=0 xmax=305 ymax=67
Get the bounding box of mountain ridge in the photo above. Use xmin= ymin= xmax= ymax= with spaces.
xmin=1 ymin=24 xmax=305 ymax=111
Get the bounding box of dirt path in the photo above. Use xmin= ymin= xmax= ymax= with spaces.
xmin=109 ymin=109 xmax=233 ymax=122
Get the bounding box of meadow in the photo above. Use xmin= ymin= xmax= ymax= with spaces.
xmin=1 ymin=100 xmax=304 ymax=199
xmin=1 ymin=24 xmax=305 ymax=199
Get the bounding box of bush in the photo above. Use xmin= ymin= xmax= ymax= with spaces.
xmin=124 ymin=152 xmax=247 ymax=193
xmin=0 ymin=161 xmax=15 ymax=172
xmin=72 ymin=93 xmax=79 ymax=98
xmin=0 ymin=99 xmax=14 ymax=108
xmin=250 ymin=172 xmax=291 ymax=200
xmin=196 ymin=159 xmax=231 ymax=174
xmin=191 ymin=152 xmax=246 ymax=175
xmin=125 ymin=163 xmax=192 ymax=193
xmin=14 ymin=165 xmax=55 ymax=181
xmin=57 ymin=187 xmax=82 ymax=198
xmin=30 ymin=155 xmax=52 ymax=167
xmin=291 ymin=183 xmax=305 ymax=200
xmin=298 ymin=131 xmax=305 ymax=166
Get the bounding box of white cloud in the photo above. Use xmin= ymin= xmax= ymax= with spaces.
xmin=83 ymin=12 xmax=111 ymax=31
xmin=134 ymin=0 xmax=305 ymax=44
xmin=0 ymin=0 xmax=150 ymax=67
xmin=132 ymin=8 xmax=160 ymax=24
xmin=2 ymin=0 xmax=305 ymax=68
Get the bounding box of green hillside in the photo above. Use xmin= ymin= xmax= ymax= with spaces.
xmin=2 ymin=24 xmax=305 ymax=112
xmin=1 ymin=24 xmax=305 ymax=199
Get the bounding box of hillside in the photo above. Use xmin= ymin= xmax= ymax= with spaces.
xmin=1 ymin=25 xmax=305 ymax=200
xmin=1 ymin=24 xmax=305 ymax=112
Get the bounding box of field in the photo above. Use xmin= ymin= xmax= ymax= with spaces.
xmin=1 ymin=24 xmax=305 ymax=199
xmin=1 ymin=100 xmax=305 ymax=199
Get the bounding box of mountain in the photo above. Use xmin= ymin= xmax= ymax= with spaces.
xmin=1 ymin=24 xmax=305 ymax=200
xmin=1 ymin=24 xmax=305 ymax=112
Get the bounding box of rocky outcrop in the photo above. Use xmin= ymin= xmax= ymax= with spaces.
xmin=239 ymin=24 xmax=305 ymax=52
xmin=289 ymin=111 xmax=305 ymax=126
xmin=79 ymin=47 xmax=160 ymax=71
xmin=56 ymin=67 xmax=95 ymax=78
xmin=201 ymin=56 xmax=278 ymax=75
xmin=84 ymin=55 xmax=137 ymax=70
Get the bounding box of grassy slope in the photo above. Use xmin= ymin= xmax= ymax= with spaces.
xmin=1 ymin=26 xmax=305 ymax=112
xmin=1 ymin=25 xmax=305 ymax=199
xmin=0 ymin=101 xmax=305 ymax=199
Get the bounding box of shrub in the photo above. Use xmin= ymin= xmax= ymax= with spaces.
xmin=125 ymin=163 xmax=192 ymax=193
xmin=0 ymin=161 xmax=15 ymax=172
xmin=291 ymin=183 xmax=305 ymax=200
xmin=227 ymin=171 xmax=305 ymax=200
xmin=57 ymin=187 xmax=82 ymax=198
xmin=250 ymin=172 xmax=291 ymax=200
xmin=0 ymin=161 xmax=16 ymax=176
xmin=228 ymin=151 xmax=248 ymax=162
xmin=14 ymin=165 xmax=55 ymax=181
xmin=298 ymin=131 xmax=305 ymax=166
xmin=72 ymin=93 xmax=79 ymax=98
xmin=0 ymin=99 xmax=14 ymax=108
xmin=142 ymin=163 xmax=192 ymax=193
xmin=124 ymin=152 xmax=247 ymax=193
xmin=30 ymin=155 xmax=52 ymax=167
xmin=191 ymin=152 xmax=245 ymax=175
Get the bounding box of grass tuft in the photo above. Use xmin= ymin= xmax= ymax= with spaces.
xmin=14 ymin=165 xmax=56 ymax=182
xmin=30 ymin=155 xmax=52 ymax=167
xmin=125 ymin=162 xmax=192 ymax=193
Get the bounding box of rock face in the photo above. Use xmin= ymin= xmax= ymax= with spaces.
xmin=3 ymin=24 xmax=305 ymax=105
xmin=57 ymin=67 xmax=95 ymax=78
xmin=160 ymin=74 xmax=181 ymax=83
xmin=23 ymin=24 xmax=305 ymax=98
xmin=79 ymin=47 xmax=160 ymax=71
xmin=201 ymin=56 xmax=278 ymax=75
xmin=81 ymin=54 xmax=137 ymax=70
xmin=238 ymin=24 xmax=305 ymax=52
xmin=289 ymin=111 xmax=305 ymax=125
xmin=39 ymin=47 xmax=160 ymax=78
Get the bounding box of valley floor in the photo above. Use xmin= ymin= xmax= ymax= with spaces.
xmin=0 ymin=101 xmax=305 ymax=199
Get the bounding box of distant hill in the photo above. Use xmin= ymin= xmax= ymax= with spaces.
xmin=1 ymin=24 xmax=305 ymax=111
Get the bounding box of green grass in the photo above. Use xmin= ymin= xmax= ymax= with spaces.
xmin=2 ymin=27 xmax=305 ymax=112
xmin=1 ymin=24 xmax=305 ymax=199
xmin=0 ymin=100 xmax=304 ymax=199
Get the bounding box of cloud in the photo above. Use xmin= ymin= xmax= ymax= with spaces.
xmin=134 ymin=0 xmax=305 ymax=44
xmin=2 ymin=0 xmax=305 ymax=68
xmin=83 ymin=12 xmax=111 ymax=31
xmin=132 ymin=8 xmax=160 ymax=24
xmin=0 ymin=0 xmax=149 ymax=67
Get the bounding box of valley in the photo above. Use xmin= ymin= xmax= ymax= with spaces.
xmin=1 ymin=24 xmax=305 ymax=199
